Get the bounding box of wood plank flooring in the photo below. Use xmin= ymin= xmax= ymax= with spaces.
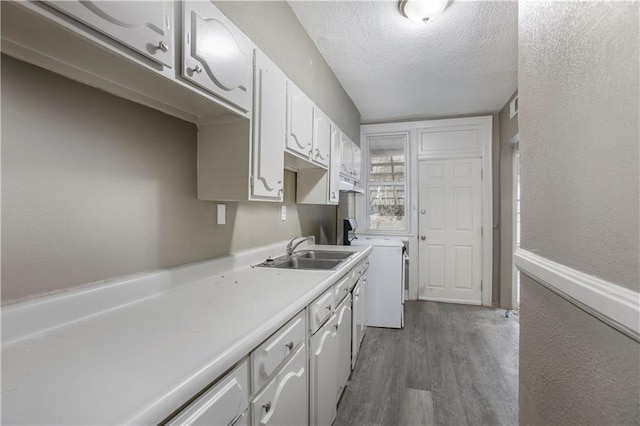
xmin=335 ymin=301 xmax=519 ymax=426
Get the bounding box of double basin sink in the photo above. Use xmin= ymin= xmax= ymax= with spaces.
xmin=257 ymin=250 xmax=354 ymax=271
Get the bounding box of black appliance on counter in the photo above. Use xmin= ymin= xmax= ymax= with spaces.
xmin=343 ymin=218 xmax=358 ymax=245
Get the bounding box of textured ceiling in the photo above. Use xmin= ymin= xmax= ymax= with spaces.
xmin=288 ymin=1 xmax=518 ymax=123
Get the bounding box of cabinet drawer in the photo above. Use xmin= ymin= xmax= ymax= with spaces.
xmin=251 ymin=345 xmax=308 ymax=426
xmin=352 ymin=258 xmax=370 ymax=282
xmin=168 ymin=360 xmax=249 ymax=426
xmin=309 ymin=287 xmax=335 ymax=333
xmin=251 ymin=310 xmax=305 ymax=392
xmin=333 ymin=273 xmax=352 ymax=304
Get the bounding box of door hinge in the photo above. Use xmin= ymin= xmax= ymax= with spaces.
xmin=481 ymin=226 xmax=483 ymax=237
xmin=481 ymin=280 xmax=483 ymax=290
xmin=481 ymin=169 xmax=484 ymax=179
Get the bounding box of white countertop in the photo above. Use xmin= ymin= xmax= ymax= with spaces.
xmin=1 ymin=243 xmax=371 ymax=425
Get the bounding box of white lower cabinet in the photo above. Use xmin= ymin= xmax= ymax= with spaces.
xmin=310 ymin=314 xmax=338 ymax=426
xmin=169 ymin=257 xmax=370 ymax=426
xmin=352 ymin=276 xmax=366 ymax=370
xmin=336 ymin=294 xmax=353 ymax=401
xmin=168 ymin=360 xmax=249 ymax=426
xmin=251 ymin=345 xmax=308 ymax=426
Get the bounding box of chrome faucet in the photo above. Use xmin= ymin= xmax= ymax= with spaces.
xmin=286 ymin=236 xmax=314 ymax=256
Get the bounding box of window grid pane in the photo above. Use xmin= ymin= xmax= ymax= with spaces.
xmin=366 ymin=134 xmax=408 ymax=232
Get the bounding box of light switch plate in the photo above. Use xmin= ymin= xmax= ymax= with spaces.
xmin=281 ymin=205 xmax=287 ymax=221
xmin=217 ymin=204 xmax=226 ymax=225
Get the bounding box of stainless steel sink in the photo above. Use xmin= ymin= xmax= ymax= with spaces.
xmin=295 ymin=250 xmax=354 ymax=260
xmin=273 ymin=258 xmax=342 ymax=270
xmin=256 ymin=249 xmax=354 ymax=270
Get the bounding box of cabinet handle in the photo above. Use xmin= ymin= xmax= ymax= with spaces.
xmin=334 ymin=324 xmax=339 ymax=331
xmin=326 ymin=305 xmax=332 ymax=311
xmin=285 ymin=341 xmax=294 ymax=350
xmin=157 ymin=41 xmax=169 ymax=52
xmin=262 ymin=401 xmax=272 ymax=413
xmin=331 ymin=192 xmax=336 ymax=198
xmin=308 ymin=149 xmax=313 ymax=157
xmin=344 ymin=288 xmax=349 ymax=293
xmin=193 ymin=64 xmax=203 ymax=74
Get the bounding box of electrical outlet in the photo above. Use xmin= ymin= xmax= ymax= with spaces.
xmin=217 ymin=204 xmax=226 ymax=225
xmin=281 ymin=205 xmax=287 ymax=221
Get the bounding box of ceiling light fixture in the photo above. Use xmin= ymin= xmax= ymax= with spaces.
xmin=399 ymin=0 xmax=451 ymax=24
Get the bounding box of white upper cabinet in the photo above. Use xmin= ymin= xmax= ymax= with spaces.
xmin=312 ymin=108 xmax=332 ymax=168
xmin=182 ymin=1 xmax=253 ymax=113
xmin=328 ymin=125 xmax=341 ymax=204
xmin=339 ymin=133 xmax=361 ymax=183
xmin=340 ymin=132 xmax=354 ymax=178
xmin=286 ymin=81 xmax=314 ymax=159
xmin=252 ymin=50 xmax=286 ymax=201
xmin=48 ymin=1 xmax=174 ymax=67
xmin=352 ymin=143 xmax=362 ymax=182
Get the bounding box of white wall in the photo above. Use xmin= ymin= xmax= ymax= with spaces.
xmin=518 ymin=1 xmax=639 ymax=423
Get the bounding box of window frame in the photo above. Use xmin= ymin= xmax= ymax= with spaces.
xmin=361 ymin=131 xmax=411 ymax=235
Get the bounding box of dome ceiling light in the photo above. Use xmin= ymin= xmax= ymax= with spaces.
xmin=399 ymin=0 xmax=452 ymax=24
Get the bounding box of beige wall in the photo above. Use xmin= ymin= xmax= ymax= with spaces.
xmin=1 ymin=56 xmax=335 ymax=303
xmin=520 ymin=276 xmax=640 ymax=425
xmin=498 ymin=91 xmax=518 ymax=308
xmin=518 ymin=1 xmax=639 ymax=424
xmin=213 ymin=1 xmax=361 ymax=145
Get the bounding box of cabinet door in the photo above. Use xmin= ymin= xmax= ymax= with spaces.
xmin=312 ymin=107 xmax=331 ymax=168
xmin=358 ymin=276 xmax=367 ymax=347
xmin=252 ymin=345 xmax=308 ymax=426
xmin=286 ymin=81 xmax=314 ymax=158
xmin=336 ymin=295 xmax=353 ymax=401
xmin=352 ymin=143 xmax=362 ymax=182
xmin=340 ymin=133 xmax=354 ymax=178
xmin=252 ymin=50 xmax=285 ymax=200
xmin=49 ymin=1 xmax=173 ymax=67
xmin=310 ymin=315 xmax=338 ymax=426
xmin=183 ymin=1 xmax=253 ymax=112
xmin=328 ymin=125 xmax=341 ymax=204
xmin=168 ymin=361 xmax=249 ymax=426
xmin=351 ymin=280 xmax=364 ymax=370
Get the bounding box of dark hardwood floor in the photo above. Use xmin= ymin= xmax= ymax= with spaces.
xmin=335 ymin=301 xmax=519 ymax=426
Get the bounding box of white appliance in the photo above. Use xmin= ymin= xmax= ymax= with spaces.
xmin=351 ymin=237 xmax=405 ymax=328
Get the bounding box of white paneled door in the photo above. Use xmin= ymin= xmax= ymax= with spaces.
xmin=418 ymin=158 xmax=482 ymax=304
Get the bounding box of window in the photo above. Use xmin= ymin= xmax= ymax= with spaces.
xmin=365 ymin=133 xmax=409 ymax=232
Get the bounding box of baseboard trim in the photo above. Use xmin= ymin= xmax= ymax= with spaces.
xmin=514 ymin=248 xmax=640 ymax=342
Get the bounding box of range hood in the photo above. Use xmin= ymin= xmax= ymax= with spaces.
xmin=339 ymin=180 xmax=365 ymax=194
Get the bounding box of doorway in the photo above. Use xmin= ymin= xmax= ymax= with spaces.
xmin=418 ymin=158 xmax=483 ymax=304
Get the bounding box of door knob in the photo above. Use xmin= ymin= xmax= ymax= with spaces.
xmin=420 ymin=235 xmax=426 ymax=240
xmin=420 ymin=209 xmax=426 ymax=214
